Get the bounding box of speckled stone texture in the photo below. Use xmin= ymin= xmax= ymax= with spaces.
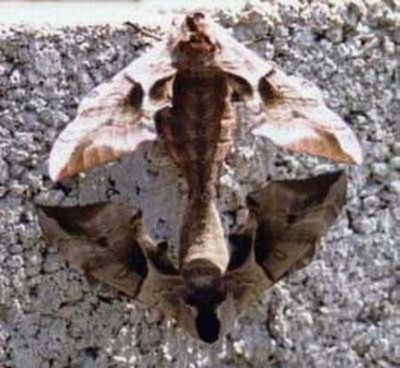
xmin=0 ymin=1 xmax=399 ymax=367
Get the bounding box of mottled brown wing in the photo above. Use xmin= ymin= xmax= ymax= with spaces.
xmin=37 ymin=202 xmax=178 ymax=297
xmin=224 ymin=171 xmax=347 ymax=312
xmin=252 ymin=67 xmax=363 ymax=164
xmin=49 ymin=41 xmax=176 ymax=181
xmin=247 ymin=170 xmax=347 ymax=282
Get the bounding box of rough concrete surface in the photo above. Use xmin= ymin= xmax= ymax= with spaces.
xmin=0 ymin=1 xmax=399 ymax=367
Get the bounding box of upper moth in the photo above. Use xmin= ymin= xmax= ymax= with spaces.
xmin=38 ymin=12 xmax=362 ymax=343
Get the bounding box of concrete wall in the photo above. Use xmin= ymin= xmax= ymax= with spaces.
xmin=0 ymin=1 xmax=398 ymax=367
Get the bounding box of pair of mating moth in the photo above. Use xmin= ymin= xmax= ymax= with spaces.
xmin=38 ymin=13 xmax=362 ymax=343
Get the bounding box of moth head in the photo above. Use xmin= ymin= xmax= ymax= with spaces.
xmin=170 ymin=11 xmax=220 ymax=69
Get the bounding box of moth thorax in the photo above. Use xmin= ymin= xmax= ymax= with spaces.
xmin=173 ymin=49 xmax=218 ymax=72
xmin=173 ymin=34 xmax=218 ymax=71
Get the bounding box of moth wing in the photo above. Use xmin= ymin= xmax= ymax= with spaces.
xmin=37 ymin=202 xmax=177 ymax=297
xmin=247 ymin=170 xmax=347 ymax=282
xmin=212 ymin=22 xmax=274 ymax=89
xmin=213 ymin=22 xmax=362 ymax=164
xmin=49 ymin=41 xmax=176 ymax=181
xmin=252 ymin=67 xmax=363 ymax=164
xmin=223 ymin=232 xmax=273 ymax=313
xmin=138 ymin=272 xmax=186 ymax=323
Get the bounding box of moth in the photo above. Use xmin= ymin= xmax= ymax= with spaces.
xmin=38 ymin=12 xmax=361 ymax=343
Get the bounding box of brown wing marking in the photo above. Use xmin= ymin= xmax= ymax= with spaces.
xmin=247 ymin=170 xmax=347 ymax=282
xmin=37 ymin=202 xmax=177 ymax=297
xmin=49 ymin=41 xmax=176 ymax=181
xmin=252 ymin=67 xmax=363 ymax=164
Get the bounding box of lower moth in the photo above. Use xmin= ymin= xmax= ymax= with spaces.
xmin=37 ymin=12 xmax=360 ymax=342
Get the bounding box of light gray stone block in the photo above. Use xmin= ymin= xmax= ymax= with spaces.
xmin=0 ymin=1 xmax=398 ymax=367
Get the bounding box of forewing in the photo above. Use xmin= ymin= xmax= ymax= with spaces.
xmin=247 ymin=170 xmax=347 ymax=282
xmin=252 ymin=67 xmax=363 ymax=164
xmin=212 ymin=22 xmax=362 ymax=164
xmin=37 ymin=202 xmax=171 ymax=297
xmin=49 ymin=41 xmax=176 ymax=181
xmin=212 ymin=22 xmax=274 ymax=89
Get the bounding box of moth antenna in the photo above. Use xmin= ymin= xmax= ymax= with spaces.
xmin=124 ymin=21 xmax=163 ymax=41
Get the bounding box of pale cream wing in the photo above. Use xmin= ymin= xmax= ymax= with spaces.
xmin=212 ymin=22 xmax=274 ymax=90
xmin=252 ymin=67 xmax=363 ymax=164
xmin=212 ymin=21 xmax=362 ymax=164
xmin=49 ymin=41 xmax=176 ymax=181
